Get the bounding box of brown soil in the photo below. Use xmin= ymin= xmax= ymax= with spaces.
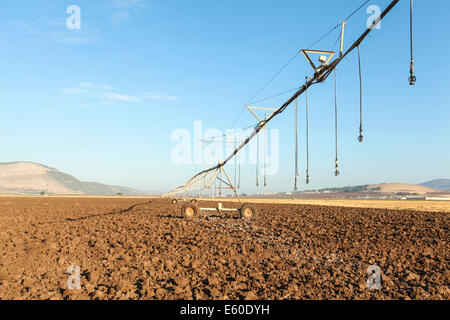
xmin=0 ymin=197 xmax=448 ymax=300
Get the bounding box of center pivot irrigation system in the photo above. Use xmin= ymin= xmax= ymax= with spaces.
xmin=163 ymin=0 xmax=416 ymax=219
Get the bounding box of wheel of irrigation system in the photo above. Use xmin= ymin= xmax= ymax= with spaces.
xmin=181 ymin=203 xmax=199 ymax=219
xmin=240 ymin=204 xmax=257 ymax=220
xmin=171 ymin=199 xmax=178 ymax=204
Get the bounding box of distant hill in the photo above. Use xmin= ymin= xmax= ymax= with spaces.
xmin=300 ymin=182 xmax=443 ymax=195
xmin=420 ymin=179 xmax=450 ymax=191
xmin=0 ymin=162 xmax=142 ymax=195
xmin=369 ymin=183 xmax=438 ymax=195
xmin=303 ymin=185 xmax=371 ymax=193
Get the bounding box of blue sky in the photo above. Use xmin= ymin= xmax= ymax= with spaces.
xmin=0 ymin=0 xmax=449 ymax=193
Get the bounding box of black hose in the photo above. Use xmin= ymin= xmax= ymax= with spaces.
xmin=409 ymin=0 xmax=416 ymax=85
xmin=334 ymin=68 xmax=340 ymax=176
xmin=358 ymin=45 xmax=364 ymax=142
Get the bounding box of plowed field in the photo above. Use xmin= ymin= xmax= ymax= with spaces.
xmin=0 ymin=197 xmax=448 ymax=300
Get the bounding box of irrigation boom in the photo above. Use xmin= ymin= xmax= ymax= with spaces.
xmin=165 ymin=0 xmax=401 ymax=203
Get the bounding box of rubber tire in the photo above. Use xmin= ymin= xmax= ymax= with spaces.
xmin=182 ymin=203 xmax=199 ymax=219
xmin=171 ymin=199 xmax=178 ymax=204
xmin=240 ymin=204 xmax=257 ymax=220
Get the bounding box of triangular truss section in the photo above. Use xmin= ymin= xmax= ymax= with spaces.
xmin=245 ymin=105 xmax=277 ymax=125
xmin=301 ymin=49 xmax=335 ymax=73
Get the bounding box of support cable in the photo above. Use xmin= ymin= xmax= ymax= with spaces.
xmin=231 ymin=51 xmax=300 ymax=129
xmin=307 ymin=0 xmax=370 ymax=49
xmin=250 ymin=87 xmax=300 ymax=105
xmin=344 ymin=0 xmax=371 ymax=22
xmin=247 ymin=52 xmax=301 ymax=105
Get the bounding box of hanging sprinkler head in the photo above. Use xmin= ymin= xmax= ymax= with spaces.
xmin=358 ymin=135 xmax=364 ymax=143
xmin=358 ymin=124 xmax=364 ymax=143
xmin=305 ymin=170 xmax=310 ymax=184
xmin=409 ymin=65 xmax=416 ymax=86
xmin=335 ymin=160 xmax=340 ymax=177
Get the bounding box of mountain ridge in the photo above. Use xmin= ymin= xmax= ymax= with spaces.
xmin=297 ymin=181 xmax=448 ymax=195
xmin=0 ymin=161 xmax=142 ymax=195
xmin=420 ymin=179 xmax=450 ymax=191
